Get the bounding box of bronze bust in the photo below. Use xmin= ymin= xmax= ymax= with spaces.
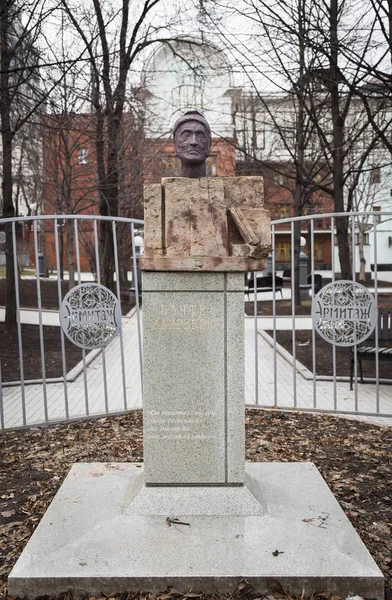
xmin=140 ymin=109 xmax=271 ymax=272
xmin=173 ymin=110 xmax=211 ymax=178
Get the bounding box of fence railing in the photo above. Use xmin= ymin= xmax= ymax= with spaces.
xmin=247 ymin=211 xmax=392 ymax=420
xmin=0 ymin=214 xmax=143 ymax=430
xmin=0 ymin=211 xmax=391 ymax=431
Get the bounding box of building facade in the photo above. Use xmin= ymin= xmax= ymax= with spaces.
xmin=40 ymin=38 xmax=392 ymax=277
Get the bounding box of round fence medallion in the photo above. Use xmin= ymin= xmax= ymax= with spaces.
xmin=60 ymin=283 xmax=121 ymax=350
xmin=312 ymin=280 xmax=377 ymax=347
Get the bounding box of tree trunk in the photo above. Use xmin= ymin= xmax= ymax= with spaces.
xmin=330 ymin=0 xmax=352 ymax=280
xmin=117 ymin=223 xmax=129 ymax=285
xmin=306 ymin=221 xmax=313 ymax=275
xmin=67 ymin=220 xmax=75 ymax=289
xmin=59 ymin=223 xmax=64 ymax=280
xmin=99 ymin=113 xmax=120 ymax=291
xmin=293 ymin=189 xmax=302 ymax=308
xmin=0 ymin=0 xmax=16 ymax=329
xmin=292 ymin=0 xmax=306 ymax=308
xmin=358 ymin=227 xmax=366 ymax=281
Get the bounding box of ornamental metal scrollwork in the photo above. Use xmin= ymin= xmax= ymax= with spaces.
xmin=311 ymin=280 xmax=377 ymax=347
xmin=60 ymin=283 xmax=122 ymax=350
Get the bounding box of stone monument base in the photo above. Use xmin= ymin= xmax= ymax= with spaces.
xmin=8 ymin=462 xmax=383 ymax=599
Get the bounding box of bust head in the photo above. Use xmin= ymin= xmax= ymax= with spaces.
xmin=173 ymin=110 xmax=211 ymax=177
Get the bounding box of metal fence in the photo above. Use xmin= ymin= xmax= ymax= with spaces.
xmin=248 ymin=211 xmax=392 ymax=422
xmin=0 ymin=215 xmax=143 ymax=430
xmin=0 ymin=211 xmax=391 ymax=431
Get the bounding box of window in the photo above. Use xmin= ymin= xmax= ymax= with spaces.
xmin=78 ymin=148 xmax=88 ymax=164
xmin=162 ymin=155 xmax=180 ymax=177
xmin=274 ymin=204 xmax=291 ymax=219
xmin=206 ymin=156 xmax=217 ymax=176
xmin=276 ymin=242 xmax=291 ymax=262
xmin=172 ymin=85 xmax=203 ymax=112
xmin=371 ymin=167 xmax=381 ymax=184
xmin=334 ymin=232 xmax=370 ymax=247
xmin=256 ymin=127 xmax=265 ymax=150
xmin=373 ymin=205 xmax=382 ymax=224
xmin=313 ymin=241 xmax=324 ymax=261
xmin=304 ymin=202 xmax=323 ymax=215
xmin=273 ymin=174 xmax=285 ymax=186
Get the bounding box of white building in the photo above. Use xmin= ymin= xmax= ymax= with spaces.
xmin=141 ymin=36 xmax=235 ymax=139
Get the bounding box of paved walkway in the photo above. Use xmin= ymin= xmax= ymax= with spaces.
xmin=1 ymin=310 xmax=391 ymax=430
xmin=244 ymin=319 xmax=392 ymax=426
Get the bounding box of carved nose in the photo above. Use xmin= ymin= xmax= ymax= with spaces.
xmin=190 ymin=134 xmax=198 ymax=145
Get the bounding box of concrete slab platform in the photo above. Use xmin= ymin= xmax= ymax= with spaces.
xmin=8 ymin=462 xmax=384 ymax=599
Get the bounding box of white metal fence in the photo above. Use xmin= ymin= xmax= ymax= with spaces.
xmin=248 ymin=211 xmax=392 ymax=421
xmin=0 ymin=211 xmax=391 ymax=431
xmin=0 ymin=215 xmax=143 ymax=430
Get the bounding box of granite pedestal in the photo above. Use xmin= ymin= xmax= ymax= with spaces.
xmin=142 ymin=272 xmax=244 ymax=484
xmin=8 ymin=462 xmax=384 ymax=598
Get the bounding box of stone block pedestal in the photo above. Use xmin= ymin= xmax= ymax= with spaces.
xmin=142 ymin=272 xmax=244 ymax=485
xmin=8 ymin=462 xmax=384 ymax=598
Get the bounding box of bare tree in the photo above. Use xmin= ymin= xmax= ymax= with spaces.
xmin=59 ymin=0 xmax=195 ymax=288
xmin=203 ymin=0 xmax=392 ymax=281
xmin=0 ymin=0 xmax=51 ymax=328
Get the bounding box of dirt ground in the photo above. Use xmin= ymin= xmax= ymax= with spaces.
xmin=269 ymin=330 xmax=392 ymax=379
xmin=0 ymin=409 xmax=391 ymax=600
xmin=0 ymin=324 xmax=89 ymax=382
xmin=0 ymin=278 xmax=133 ymax=382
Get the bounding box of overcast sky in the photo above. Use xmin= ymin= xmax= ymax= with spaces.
xmin=36 ymin=0 xmax=391 ymax=108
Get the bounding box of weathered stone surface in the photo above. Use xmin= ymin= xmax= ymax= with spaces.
xmin=190 ymin=178 xmax=229 ymax=256
xmin=143 ymin=184 xmax=163 ymax=256
xmin=241 ymin=208 xmax=271 ymax=246
xmin=164 ymin=178 xmax=229 ymax=257
xmin=163 ymin=178 xmax=192 ymax=256
xmin=142 ymin=271 xmax=244 ymax=485
xmin=230 ymin=244 xmax=271 ymax=259
xmin=141 ymin=176 xmax=269 ymax=272
xmin=9 ymin=462 xmax=384 ymax=599
xmin=228 ymin=208 xmax=260 ymax=245
xmin=223 ymin=176 xmax=264 ymax=209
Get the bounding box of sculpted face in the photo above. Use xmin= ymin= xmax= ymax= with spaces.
xmin=174 ymin=121 xmax=210 ymax=166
